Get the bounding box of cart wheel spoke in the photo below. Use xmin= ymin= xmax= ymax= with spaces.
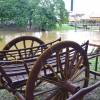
xmin=68 ymin=50 xmax=78 ymax=77
xmin=39 ymin=76 xmax=62 ymax=86
xmin=70 ymin=66 xmax=86 ymax=81
xmin=72 ymin=77 xmax=88 ymax=83
xmin=45 ymin=88 xmax=62 ymax=100
xmin=64 ymin=47 xmax=70 ymax=79
xmin=26 ymin=41 xmax=89 ymax=100
xmin=69 ymin=56 xmax=83 ymax=78
xmin=3 ymin=36 xmax=45 ymax=50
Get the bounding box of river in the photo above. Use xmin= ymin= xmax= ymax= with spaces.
xmin=0 ymin=29 xmax=100 ymax=51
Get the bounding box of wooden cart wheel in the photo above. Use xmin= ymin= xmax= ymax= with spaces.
xmin=25 ymin=41 xmax=89 ymax=100
xmin=3 ymin=36 xmax=45 ymax=50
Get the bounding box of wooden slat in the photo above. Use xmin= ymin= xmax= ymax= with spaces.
xmin=0 ymin=37 xmax=61 ymax=91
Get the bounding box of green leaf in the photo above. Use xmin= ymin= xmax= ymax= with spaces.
xmin=0 ymin=38 xmax=3 ymax=42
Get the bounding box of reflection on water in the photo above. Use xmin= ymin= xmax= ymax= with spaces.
xmin=0 ymin=30 xmax=100 ymax=50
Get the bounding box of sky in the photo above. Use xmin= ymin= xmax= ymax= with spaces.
xmin=63 ymin=0 xmax=100 ymax=15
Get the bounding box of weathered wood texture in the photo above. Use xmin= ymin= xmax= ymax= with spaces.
xmin=1 ymin=38 xmax=100 ymax=100
xmin=0 ymin=36 xmax=61 ymax=91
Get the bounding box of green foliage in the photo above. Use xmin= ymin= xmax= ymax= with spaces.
xmin=30 ymin=0 xmax=68 ymax=30
xmin=0 ymin=0 xmax=68 ymax=30
xmin=0 ymin=0 xmax=29 ymax=27
xmin=55 ymin=0 xmax=68 ymax=25
xmin=11 ymin=0 xmax=29 ymax=27
xmin=32 ymin=6 xmax=57 ymax=30
xmin=0 ymin=38 xmax=3 ymax=42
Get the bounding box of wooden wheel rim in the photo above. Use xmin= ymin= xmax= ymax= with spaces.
xmin=3 ymin=36 xmax=45 ymax=50
xmin=26 ymin=41 xmax=89 ymax=100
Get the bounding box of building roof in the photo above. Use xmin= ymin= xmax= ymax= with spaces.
xmin=90 ymin=13 xmax=100 ymax=18
xmin=81 ymin=13 xmax=100 ymax=20
xmin=81 ymin=15 xmax=90 ymax=20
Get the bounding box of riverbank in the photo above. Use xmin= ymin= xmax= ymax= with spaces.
xmin=0 ymin=23 xmax=100 ymax=33
xmin=0 ymin=27 xmax=35 ymax=32
xmin=0 ymin=24 xmax=75 ymax=33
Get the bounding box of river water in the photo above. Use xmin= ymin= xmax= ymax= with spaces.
xmin=0 ymin=29 xmax=100 ymax=51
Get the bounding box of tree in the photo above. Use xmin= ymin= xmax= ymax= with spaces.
xmin=0 ymin=0 xmax=29 ymax=28
xmin=0 ymin=0 xmax=68 ymax=30
xmin=55 ymin=0 xmax=68 ymax=26
xmin=11 ymin=0 xmax=29 ymax=27
xmin=29 ymin=0 xmax=68 ymax=30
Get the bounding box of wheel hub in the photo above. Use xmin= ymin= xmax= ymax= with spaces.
xmin=62 ymin=80 xmax=80 ymax=94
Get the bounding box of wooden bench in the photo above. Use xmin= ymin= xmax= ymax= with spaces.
xmin=0 ymin=40 xmax=90 ymax=100
xmin=0 ymin=36 xmax=61 ymax=90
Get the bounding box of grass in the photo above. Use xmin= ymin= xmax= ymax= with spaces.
xmin=0 ymin=89 xmax=16 ymax=100
xmin=56 ymin=24 xmax=75 ymax=30
xmin=89 ymin=57 xmax=100 ymax=72
xmin=88 ymin=26 xmax=99 ymax=30
xmin=84 ymin=75 xmax=100 ymax=100
xmin=0 ymin=24 xmax=99 ymax=33
xmin=0 ymin=24 xmax=75 ymax=33
xmin=55 ymin=24 xmax=100 ymax=31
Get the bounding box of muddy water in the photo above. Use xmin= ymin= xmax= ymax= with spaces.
xmin=0 ymin=30 xmax=100 ymax=51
